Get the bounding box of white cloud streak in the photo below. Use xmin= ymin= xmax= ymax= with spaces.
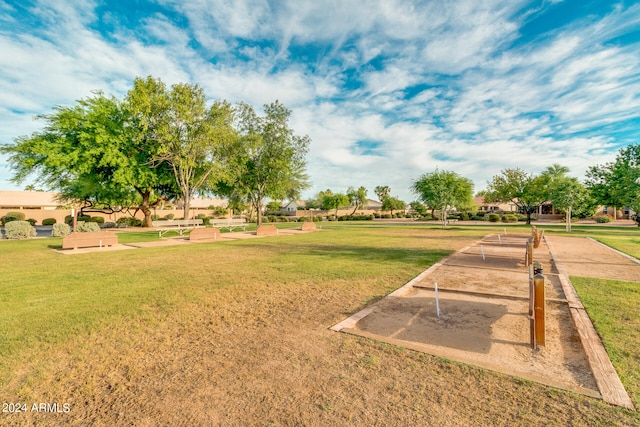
xmin=0 ymin=0 xmax=638 ymax=201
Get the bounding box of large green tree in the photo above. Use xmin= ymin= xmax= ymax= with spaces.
xmin=485 ymin=168 xmax=546 ymax=225
xmin=137 ymin=77 xmax=237 ymax=219
xmin=411 ymin=170 xmax=474 ymax=228
xmin=319 ymin=190 xmax=350 ymax=216
xmin=547 ymin=176 xmax=588 ymax=232
xmin=381 ymin=196 xmax=406 ymax=216
xmin=374 ymin=185 xmax=391 ymax=202
xmin=586 ymin=144 xmax=640 ymax=222
xmin=346 ymin=186 xmax=368 ymax=215
xmin=0 ymin=90 xmax=174 ymax=227
xmin=225 ymin=101 xmax=310 ymax=226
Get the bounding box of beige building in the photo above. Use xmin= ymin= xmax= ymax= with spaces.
xmin=0 ymin=190 xmax=229 ymax=224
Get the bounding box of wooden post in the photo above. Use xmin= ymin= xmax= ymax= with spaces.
xmin=534 ymin=273 xmax=545 ymax=346
xmin=533 ymin=227 xmax=541 ymax=248
xmin=526 ymin=238 xmax=534 ymax=267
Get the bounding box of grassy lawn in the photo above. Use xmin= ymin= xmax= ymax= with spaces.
xmin=0 ymin=222 xmax=638 ymax=425
xmin=571 ymin=277 xmax=640 ymax=409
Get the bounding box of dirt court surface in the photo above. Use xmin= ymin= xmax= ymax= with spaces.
xmin=333 ymin=233 xmax=636 ymax=405
xmin=4 ymin=228 xmax=639 ymax=426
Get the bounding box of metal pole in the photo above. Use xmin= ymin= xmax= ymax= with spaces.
xmin=435 ymin=281 xmax=441 ymax=318
xmin=529 ymin=264 xmax=535 ymax=349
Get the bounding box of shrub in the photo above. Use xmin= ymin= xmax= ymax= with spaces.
xmin=595 ymin=215 xmax=612 ymax=223
xmin=102 ymin=221 xmax=117 ymax=229
xmin=196 ymin=214 xmax=212 ymax=225
xmin=52 ymin=223 xmax=71 ymax=237
xmin=487 ymin=213 xmax=501 ymax=222
xmin=4 ymin=220 xmax=36 ymax=239
xmin=459 ymin=212 xmax=470 ymax=221
xmin=1 ymin=214 xmax=22 ymax=226
xmin=26 ymin=218 xmax=37 ymax=226
xmin=65 ymin=214 xmax=91 ymax=225
xmin=89 ymin=216 xmax=105 ymax=224
xmin=116 ymin=217 xmax=142 ymax=227
xmin=42 ymin=218 xmax=57 ymax=226
xmin=502 ymin=214 xmax=518 ymax=223
xmin=77 ymin=221 xmax=101 ymax=232
xmin=164 ymin=214 xmax=175 ymax=220
xmin=7 ymin=211 xmax=25 ymax=220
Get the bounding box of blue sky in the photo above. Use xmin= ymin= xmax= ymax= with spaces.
xmin=1 ymin=0 xmax=639 ymax=202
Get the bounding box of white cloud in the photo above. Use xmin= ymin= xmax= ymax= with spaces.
xmin=0 ymin=0 xmax=638 ymax=203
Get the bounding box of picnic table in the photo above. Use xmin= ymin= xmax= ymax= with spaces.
xmin=151 ymin=219 xmax=204 ymax=237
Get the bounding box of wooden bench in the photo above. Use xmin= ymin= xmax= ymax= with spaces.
xmin=62 ymin=231 xmax=118 ymax=250
xmin=210 ymin=218 xmax=248 ymax=232
xmin=189 ymin=227 xmax=221 ymax=241
xmin=152 ymin=219 xmax=204 ymax=237
xmin=301 ymin=221 xmax=317 ymax=231
xmin=256 ymin=224 xmax=278 ymax=237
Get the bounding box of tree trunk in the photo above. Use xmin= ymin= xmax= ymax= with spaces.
xmin=566 ymin=206 xmax=571 ymax=233
xmin=183 ymin=198 xmax=190 ymax=220
xmin=138 ymin=189 xmax=153 ymax=228
xmin=255 ymin=199 xmax=263 ymax=226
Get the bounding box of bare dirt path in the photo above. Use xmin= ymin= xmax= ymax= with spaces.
xmin=4 ymin=229 xmax=639 ymax=426
xmin=334 ymin=232 xmax=638 ymax=410
xmin=545 ymin=235 xmax=640 ymax=282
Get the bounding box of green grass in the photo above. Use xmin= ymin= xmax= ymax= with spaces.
xmin=1 ymin=221 xmax=639 ymax=414
xmin=571 ymin=277 xmax=640 ymax=409
xmin=0 ymin=224 xmax=463 ymax=385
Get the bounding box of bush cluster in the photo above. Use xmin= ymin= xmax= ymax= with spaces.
xmin=263 ymin=215 xmax=302 ymax=223
xmin=502 ymin=214 xmax=518 ymax=223
xmin=595 ymin=215 xmax=612 ymax=223
xmin=487 ymin=213 xmax=501 ymax=222
xmin=116 ymin=217 xmax=143 ymax=227
xmin=76 ymin=221 xmax=101 ymax=232
xmin=4 ymin=220 xmax=36 ymax=239
xmin=1 ymin=211 xmax=26 ymax=226
xmin=52 ymin=223 xmax=71 ymax=237
xmin=337 ymin=215 xmax=374 ymax=221
xmin=42 ymin=218 xmax=57 ymax=226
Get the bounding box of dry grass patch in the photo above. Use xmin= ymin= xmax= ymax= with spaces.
xmin=1 ymin=225 xmax=639 ymax=425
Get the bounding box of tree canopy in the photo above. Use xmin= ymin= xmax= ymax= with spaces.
xmin=317 ymin=189 xmax=350 ymax=216
xmin=347 ymin=186 xmax=368 ymax=215
xmin=485 ymin=168 xmax=546 ymax=225
xmin=381 ymin=196 xmax=405 ymax=216
xmin=374 ymin=185 xmax=390 ymax=202
xmin=146 ymin=79 xmax=237 ymax=219
xmin=586 ymin=144 xmax=640 ymax=222
xmin=0 ymin=90 xmax=175 ymax=226
xmin=222 ymin=101 xmax=310 ymax=226
xmin=411 ymin=170 xmax=473 ymax=228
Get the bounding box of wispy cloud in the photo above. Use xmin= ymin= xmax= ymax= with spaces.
xmin=0 ymin=0 xmax=638 ymax=200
